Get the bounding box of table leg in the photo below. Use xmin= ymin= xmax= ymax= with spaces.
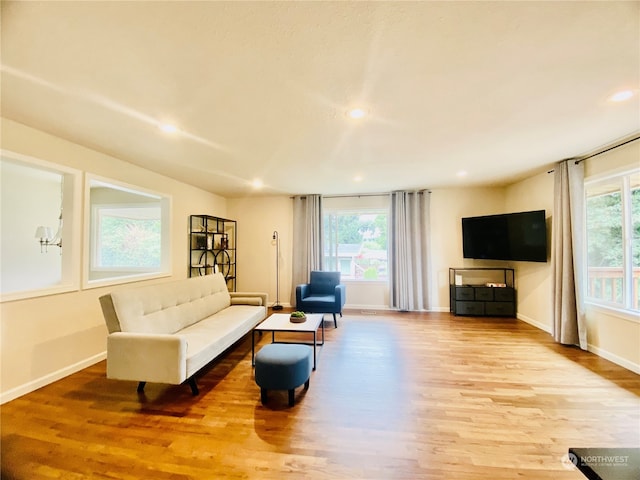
xmin=251 ymin=329 xmax=255 ymax=367
xmin=312 ymin=331 xmax=317 ymax=370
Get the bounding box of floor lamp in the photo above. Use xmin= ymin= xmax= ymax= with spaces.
xmin=272 ymin=231 xmax=283 ymax=310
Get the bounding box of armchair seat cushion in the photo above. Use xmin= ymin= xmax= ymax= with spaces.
xmin=295 ymin=271 xmax=346 ymax=327
xmin=298 ymin=294 xmax=339 ymax=311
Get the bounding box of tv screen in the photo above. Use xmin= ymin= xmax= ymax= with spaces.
xmin=462 ymin=210 xmax=547 ymax=262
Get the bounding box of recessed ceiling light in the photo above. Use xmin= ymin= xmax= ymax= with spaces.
xmin=251 ymin=179 xmax=263 ymax=189
xmin=609 ymin=90 xmax=635 ymax=102
xmin=159 ymin=123 xmax=178 ymax=134
xmin=347 ymin=108 xmax=367 ymax=119
xmin=457 ymin=170 xmax=468 ymax=177
xmin=354 ymin=175 xmax=363 ymax=182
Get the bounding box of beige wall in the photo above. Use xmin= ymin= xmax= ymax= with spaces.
xmin=504 ymin=171 xmax=554 ymax=332
xmin=0 ymin=119 xmax=228 ymax=403
xmin=227 ymin=196 xmax=292 ymax=304
xmin=429 ymin=187 xmax=507 ymax=309
xmin=581 ymin=140 xmax=640 ymax=372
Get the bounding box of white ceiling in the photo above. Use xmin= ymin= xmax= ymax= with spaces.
xmin=2 ymin=1 xmax=639 ymax=198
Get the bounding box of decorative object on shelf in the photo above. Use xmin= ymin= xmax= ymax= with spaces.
xmin=272 ymin=230 xmax=283 ymax=310
xmin=194 ymin=235 xmax=207 ymax=249
xmin=289 ymin=311 xmax=307 ymax=323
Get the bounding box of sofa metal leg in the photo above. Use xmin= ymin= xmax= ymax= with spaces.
xmin=137 ymin=381 xmax=146 ymax=393
xmin=288 ymin=389 xmax=295 ymax=407
xmin=304 ymin=379 xmax=310 ymax=390
xmin=332 ymin=313 xmax=338 ymax=328
xmin=188 ymin=378 xmax=199 ymax=396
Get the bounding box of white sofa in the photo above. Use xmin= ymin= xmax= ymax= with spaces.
xmin=99 ymin=273 xmax=267 ymax=395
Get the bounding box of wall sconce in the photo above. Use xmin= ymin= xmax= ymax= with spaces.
xmin=35 ymin=221 xmax=62 ymax=253
xmin=36 ymin=177 xmax=64 ymax=253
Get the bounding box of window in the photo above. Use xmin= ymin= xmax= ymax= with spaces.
xmin=585 ymin=169 xmax=640 ymax=312
xmin=92 ymin=205 xmax=161 ymax=270
xmin=86 ymin=176 xmax=171 ymax=286
xmin=323 ymin=208 xmax=388 ymax=281
xmin=1 ymin=151 xmax=81 ymax=302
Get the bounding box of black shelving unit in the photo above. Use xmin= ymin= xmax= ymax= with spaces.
xmin=449 ymin=267 xmax=515 ymax=317
xmin=189 ymin=215 xmax=236 ymax=291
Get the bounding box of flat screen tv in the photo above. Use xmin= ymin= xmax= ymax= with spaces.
xmin=462 ymin=210 xmax=547 ymax=262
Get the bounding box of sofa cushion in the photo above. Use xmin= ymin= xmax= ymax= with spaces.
xmin=110 ymin=273 xmax=231 ymax=334
xmin=230 ymin=296 xmax=263 ymax=306
xmin=179 ymin=305 xmax=266 ymax=376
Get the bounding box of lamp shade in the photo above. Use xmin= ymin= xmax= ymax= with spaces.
xmin=35 ymin=226 xmax=52 ymax=240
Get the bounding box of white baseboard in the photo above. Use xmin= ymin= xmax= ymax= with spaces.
xmin=517 ymin=313 xmax=553 ymax=334
xmin=1 ymin=352 xmax=106 ymax=405
xmin=345 ymin=304 xmax=392 ymax=312
xmin=587 ymin=344 xmax=640 ymax=374
xmin=517 ymin=314 xmax=640 ymax=374
xmin=345 ymin=305 xmax=453 ymax=312
xmin=431 ymin=306 xmax=451 ymax=313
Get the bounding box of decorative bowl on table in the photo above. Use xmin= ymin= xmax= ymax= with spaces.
xmin=289 ymin=311 xmax=307 ymax=323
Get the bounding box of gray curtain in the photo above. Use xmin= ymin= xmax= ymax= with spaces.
xmin=390 ymin=190 xmax=431 ymax=311
xmin=552 ymin=160 xmax=587 ymax=349
xmin=290 ymin=195 xmax=323 ymax=306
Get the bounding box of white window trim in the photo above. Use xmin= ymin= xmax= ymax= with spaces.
xmin=584 ymin=167 xmax=640 ymax=316
xmin=83 ymin=174 xmax=172 ymax=289
xmin=90 ymin=203 xmax=162 ymax=271
xmin=0 ymin=150 xmax=82 ymax=303
xmin=323 ymin=206 xmax=389 ymax=282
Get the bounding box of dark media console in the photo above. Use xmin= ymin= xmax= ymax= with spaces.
xmin=449 ymin=267 xmax=516 ymax=317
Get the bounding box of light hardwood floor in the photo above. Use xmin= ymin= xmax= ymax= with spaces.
xmin=2 ymin=311 xmax=639 ymax=479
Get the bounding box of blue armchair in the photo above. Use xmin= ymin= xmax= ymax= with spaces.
xmin=295 ymin=271 xmax=346 ymax=328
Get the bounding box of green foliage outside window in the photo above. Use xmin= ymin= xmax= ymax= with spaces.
xmin=586 ymin=174 xmax=640 ymax=310
xmin=324 ymin=211 xmax=388 ymax=280
xmin=99 ymin=216 xmax=161 ymax=268
xmin=586 ymin=192 xmax=623 ymax=268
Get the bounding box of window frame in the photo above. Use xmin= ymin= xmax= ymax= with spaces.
xmin=0 ymin=150 xmax=82 ymax=303
xmin=584 ymin=167 xmax=640 ymax=316
xmin=323 ymin=206 xmax=389 ymax=283
xmin=90 ymin=203 xmax=163 ymax=272
xmin=83 ymin=175 xmax=172 ymax=289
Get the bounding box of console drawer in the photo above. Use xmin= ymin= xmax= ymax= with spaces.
xmin=455 ymin=287 xmax=474 ymax=301
xmin=494 ymin=288 xmax=515 ymax=302
xmin=455 ymin=301 xmax=485 ymax=315
xmin=485 ymin=302 xmax=515 ymax=316
xmin=475 ymin=287 xmax=494 ymax=301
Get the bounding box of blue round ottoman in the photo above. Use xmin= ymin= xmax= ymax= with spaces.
xmin=254 ymin=343 xmax=312 ymax=407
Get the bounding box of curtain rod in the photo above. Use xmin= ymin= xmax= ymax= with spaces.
xmin=291 ymin=190 xmax=431 ymax=199
xmin=323 ymin=192 xmax=390 ymax=199
xmin=575 ymin=134 xmax=640 ymax=164
xmin=548 ymin=134 xmax=640 ymax=173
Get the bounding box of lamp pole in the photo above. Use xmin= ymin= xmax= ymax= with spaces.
xmin=272 ymin=231 xmax=283 ymax=310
